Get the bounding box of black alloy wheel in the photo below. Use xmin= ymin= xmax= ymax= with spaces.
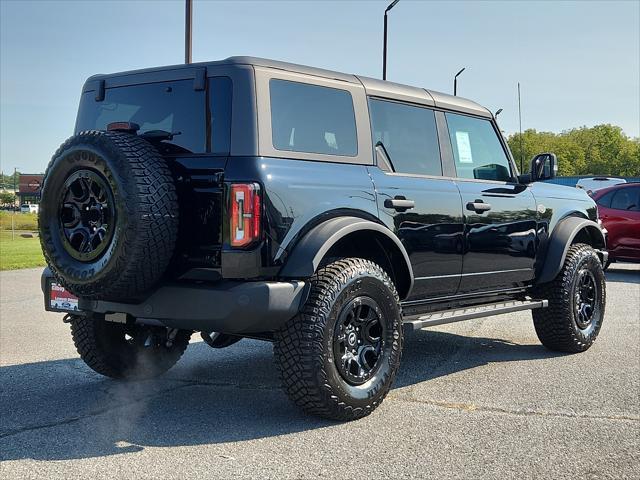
xmin=574 ymin=268 xmax=597 ymax=329
xmin=59 ymin=169 xmax=115 ymax=262
xmin=333 ymin=296 xmax=386 ymax=386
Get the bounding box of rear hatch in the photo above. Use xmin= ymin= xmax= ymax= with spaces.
xmin=75 ymin=73 xmax=233 ymax=278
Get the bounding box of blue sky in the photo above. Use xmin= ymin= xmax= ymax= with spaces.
xmin=1 ymin=0 xmax=639 ymax=173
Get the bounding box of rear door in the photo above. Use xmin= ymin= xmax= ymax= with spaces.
xmin=443 ymin=112 xmax=538 ymax=294
xmin=368 ymin=98 xmax=464 ymax=300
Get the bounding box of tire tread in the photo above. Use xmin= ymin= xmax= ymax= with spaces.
xmin=274 ymin=258 xmax=402 ymax=421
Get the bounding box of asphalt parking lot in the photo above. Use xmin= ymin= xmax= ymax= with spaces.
xmin=1 ymin=265 xmax=638 ymax=479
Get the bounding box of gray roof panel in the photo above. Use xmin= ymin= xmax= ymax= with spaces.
xmin=86 ymin=56 xmax=359 ymax=84
xmin=356 ymin=75 xmax=435 ymax=107
xmin=85 ymin=56 xmax=491 ymax=117
xmin=426 ymin=89 xmax=491 ymax=118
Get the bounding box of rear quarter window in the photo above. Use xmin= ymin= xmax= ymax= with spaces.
xmin=269 ymin=79 xmax=357 ymax=157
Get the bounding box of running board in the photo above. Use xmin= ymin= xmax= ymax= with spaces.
xmin=403 ymin=299 xmax=548 ymax=332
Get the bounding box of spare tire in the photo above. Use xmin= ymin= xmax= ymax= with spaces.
xmin=39 ymin=130 xmax=178 ymax=301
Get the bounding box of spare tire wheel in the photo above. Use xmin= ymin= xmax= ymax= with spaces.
xmin=39 ymin=130 xmax=178 ymax=301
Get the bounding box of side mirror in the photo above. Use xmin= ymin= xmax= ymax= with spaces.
xmin=530 ymin=152 xmax=558 ymax=182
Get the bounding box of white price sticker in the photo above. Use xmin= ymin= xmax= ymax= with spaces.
xmin=455 ymin=131 xmax=473 ymax=163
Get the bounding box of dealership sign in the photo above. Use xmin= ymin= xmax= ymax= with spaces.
xmin=19 ymin=174 xmax=44 ymax=194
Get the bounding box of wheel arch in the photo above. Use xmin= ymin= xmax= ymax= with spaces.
xmin=278 ymin=216 xmax=414 ymax=300
xmin=536 ymin=216 xmax=607 ymax=284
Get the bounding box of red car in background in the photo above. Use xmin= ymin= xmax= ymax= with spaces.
xmin=591 ymin=183 xmax=640 ymax=268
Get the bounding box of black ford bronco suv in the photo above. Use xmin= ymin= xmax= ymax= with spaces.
xmin=39 ymin=57 xmax=607 ymax=421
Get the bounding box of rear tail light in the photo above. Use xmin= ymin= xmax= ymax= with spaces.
xmin=229 ymin=183 xmax=261 ymax=248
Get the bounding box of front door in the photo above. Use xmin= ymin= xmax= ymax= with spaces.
xmin=368 ymin=98 xmax=464 ymax=300
xmin=443 ymin=112 xmax=538 ymax=293
xmin=596 ymin=185 xmax=640 ymax=260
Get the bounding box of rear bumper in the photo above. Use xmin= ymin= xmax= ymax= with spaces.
xmin=41 ymin=269 xmax=307 ymax=334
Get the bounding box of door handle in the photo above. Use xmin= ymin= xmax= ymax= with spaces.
xmin=466 ymin=200 xmax=492 ymax=213
xmin=384 ymin=197 xmax=415 ymax=211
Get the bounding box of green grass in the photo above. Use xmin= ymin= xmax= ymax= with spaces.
xmin=0 ymin=211 xmax=38 ymax=230
xmin=0 ymin=230 xmax=45 ymax=270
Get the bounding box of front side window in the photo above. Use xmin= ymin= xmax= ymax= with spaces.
xmin=369 ymin=99 xmax=442 ymax=176
xmin=610 ymin=187 xmax=640 ymax=211
xmin=270 ymin=79 xmax=357 ymax=156
xmin=445 ymin=113 xmax=512 ymax=182
xmin=596 ymin=191 xmax=614 ymax=208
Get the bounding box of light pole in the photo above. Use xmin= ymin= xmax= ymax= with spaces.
xmin=383 ymin=0 xmax=401 ymax=81
xmin=518 ymin=82 xmax=524 ymax=173
xmin=185 ymin=0 xmax=192 ymax=64
xmin=453 ymin=67 xmax=465 ymax=96
xmin=12 ymin=167 xmax=16 ymax=240
xmin=495 ymin=108 xmax=503 ymax=118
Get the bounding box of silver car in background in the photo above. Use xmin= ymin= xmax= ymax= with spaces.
xmin=576 ymin=177 xmax=626 ymax=194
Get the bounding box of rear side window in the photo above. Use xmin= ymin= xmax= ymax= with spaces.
xmin=270 ymin=79 xmax=357 ymax=156
xmin=369 ymin=99 xmax=441 ymax=176
xmin=445 ymin=113 xmax=512 ymax=182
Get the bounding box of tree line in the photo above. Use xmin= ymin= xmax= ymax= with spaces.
xmin=506 ymin=124 xmax=640 ymax=177
xmin=0 ymin=171 xmax=20 ymax=191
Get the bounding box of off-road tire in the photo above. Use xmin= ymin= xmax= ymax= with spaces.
xmin=70 ymin=314 xmax=191 ymax=380
xmin=39 ymin=130 xmax=178 ymax=301
xmin=533 ymin=243 xmax=606 ymax=352
xmin=274 ymin=258 xmax=403 ymax=421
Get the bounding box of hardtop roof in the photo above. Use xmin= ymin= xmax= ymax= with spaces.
xmin=86 ymin=56 xmax=492 ymax=118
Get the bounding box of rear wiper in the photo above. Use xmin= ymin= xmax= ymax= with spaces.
xmin=139 ymin=130 xmax=182 ymax=142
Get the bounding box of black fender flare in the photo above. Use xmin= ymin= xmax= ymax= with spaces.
xmin=536 ymin=216 xmax=607 ymax=284
xmin=279 ymin=216 xmax=414 ymax=298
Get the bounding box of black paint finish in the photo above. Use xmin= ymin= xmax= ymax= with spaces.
xmin=368 ymin=168 xmax=464 ymax=299
xmin=456 ymin=181 xmax=538 ymax=293
xmin=162 ymin=153 xmax=599 ymax=306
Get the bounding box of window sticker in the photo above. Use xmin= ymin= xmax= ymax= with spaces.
xmin=455 ymin=131 xmax=473 ymax=163
xmin=324 ymin=132 xmax=338 ymax=150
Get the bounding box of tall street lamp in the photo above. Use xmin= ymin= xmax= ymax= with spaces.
xmin=383 ymin=0 xmax=401 ymax=81
xmin=453 ymin=67 xmax=465 ymax=96
xmin=185 ymin=0 xmax=193 ymax=64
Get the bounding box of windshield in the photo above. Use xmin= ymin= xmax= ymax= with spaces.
xmin=75 ymin=78 xmax=232 ymax=154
